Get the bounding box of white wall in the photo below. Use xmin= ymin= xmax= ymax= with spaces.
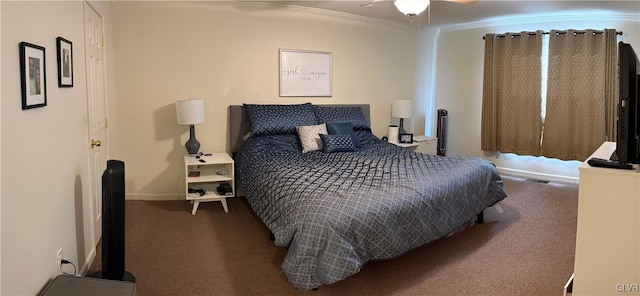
xmin=0 ymin=2 xmax=3 ymax=293
xmin=417 ymin=27 xmax=440 ymax=137
xmin=0 ymin=1 xmax=102 ymax=295
xmin=434 ymin=14 xmax=640 ymax=183
xmin=110 ymin=2 xmax=429 ymax=199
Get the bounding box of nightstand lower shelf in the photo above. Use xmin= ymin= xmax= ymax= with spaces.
xmin=188 ymin=192 xmax=230 ymax=214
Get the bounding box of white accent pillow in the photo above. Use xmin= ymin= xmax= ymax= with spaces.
xmin=297 ymin=124 xmax=328 ymax=153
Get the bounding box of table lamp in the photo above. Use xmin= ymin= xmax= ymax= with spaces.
xmin=392 ymin=100 xmax=412 ymax=134
xmin=176 ymin=98 xmax=205 ymax=155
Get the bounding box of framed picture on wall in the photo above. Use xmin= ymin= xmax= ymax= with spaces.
xmin=279 ymin=49 xmax=332 ymax=97
xmin=56 ymin=37 xmax=73 ymax=87
xmin=19 ymin=42 xmax=47 ymax=110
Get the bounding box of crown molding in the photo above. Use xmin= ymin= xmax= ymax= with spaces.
xmin=440 ymin=12 xmax=640 ymax=32
xmin=113 ymin=1 xmax=422 ymax=32
xmin=233 ymin=1 xmax=422 ymax=31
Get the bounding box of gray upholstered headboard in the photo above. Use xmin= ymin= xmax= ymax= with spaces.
xmin=228 ymin=104 xmax=370 ymax=154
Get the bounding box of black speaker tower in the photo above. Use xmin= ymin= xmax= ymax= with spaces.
xmin=89 ymin=160 xmax=135 ymax=282
xmin=437 ymin=109 xmax=448 ymax=156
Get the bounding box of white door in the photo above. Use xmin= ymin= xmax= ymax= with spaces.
xmin=84 ymin=2 xmax=107 ymax=247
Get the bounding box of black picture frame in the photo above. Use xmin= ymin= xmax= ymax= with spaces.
xmin=19 ymin=42 xmax=47 ymax=110
xmin=56 ymin=37 xmax=73 ymax=87
xmin=399 ymin=133 xmax=413 ymax=144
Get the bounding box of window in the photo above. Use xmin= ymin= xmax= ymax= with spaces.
xmin=482 ymin=29 xmax=618 ymax=161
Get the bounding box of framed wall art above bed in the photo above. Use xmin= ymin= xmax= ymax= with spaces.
xmin=279 ymin=49 xmax=332 ymax=97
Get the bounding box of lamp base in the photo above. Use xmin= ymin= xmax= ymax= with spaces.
xmin=185 ymin=125 xmax=201 ymax=155
xmin=399 ymin=118 xmax=407 ymax=134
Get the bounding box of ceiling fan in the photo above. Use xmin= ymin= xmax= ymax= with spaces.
xmin=362 ymin=0 xmax=476 ymax=19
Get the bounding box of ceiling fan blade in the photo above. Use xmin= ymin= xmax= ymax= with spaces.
xmin=360 ymin=0 xmax=386 ymax=7
xmin=442 ymin=0 xmax=477 ymax=3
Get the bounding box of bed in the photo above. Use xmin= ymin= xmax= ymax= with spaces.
xmin=230 ymin=103 xmax=507 ymax=291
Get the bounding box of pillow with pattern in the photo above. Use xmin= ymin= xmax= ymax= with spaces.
xmin=297 ymin=124 xmax=327 ymax=153
xmin=314 ymin=106 xmax=370 ymax=130
xmin=244 ymin=103 xmax=317 ymax=135
xmin=319 ymin=134 xmax=357 ymax=153
xmin=326 ymin=122 xmax=362 ymax=148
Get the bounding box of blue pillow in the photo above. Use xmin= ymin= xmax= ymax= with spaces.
xmin=244 ymin=103 xmax=317 ymax=135
xmin=319 ymin=134 xmax=357 ymax=153
xmin=326 ymin=122 xmax=361 ymax=148
xmin=314 ymin=106 xmax=370 ymax=130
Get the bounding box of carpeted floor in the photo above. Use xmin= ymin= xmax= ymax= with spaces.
xmin=87 ymin=174 xmax=578 ymax=296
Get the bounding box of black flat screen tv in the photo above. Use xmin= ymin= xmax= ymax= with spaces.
xmin=614 ymin=42 xmax=640 ymax=164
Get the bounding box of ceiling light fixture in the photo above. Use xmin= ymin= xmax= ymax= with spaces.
xmin=394 ymin=0 xmax=430 ymax=18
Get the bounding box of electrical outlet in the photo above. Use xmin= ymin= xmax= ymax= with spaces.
xmin=56 ymin=248 xmax=63 ymax=270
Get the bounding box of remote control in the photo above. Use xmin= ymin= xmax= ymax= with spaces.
xmin=587 ymin=157 xmax=633 ymax=170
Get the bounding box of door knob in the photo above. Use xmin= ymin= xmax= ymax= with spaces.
xmin=91 ymin=139 xmax=102 ymax=148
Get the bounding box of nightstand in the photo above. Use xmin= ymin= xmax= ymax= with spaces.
xmin=392 ymin=142 xmax=419 ymax=151
xmin=413 ymin=136 xmax=437 ymax=154
xmin=391 ymin=136 xmax=437 ymax=154
xmin=184 ymin=153 xmax=235 ymax=215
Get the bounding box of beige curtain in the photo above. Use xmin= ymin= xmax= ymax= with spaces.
xmin=604 ymin=29 xmax=618 ymax=141
xmin=541 ymin=29 xmax=617 ymax=161
xmin=481 ymin=31 xmax=543 ymax=155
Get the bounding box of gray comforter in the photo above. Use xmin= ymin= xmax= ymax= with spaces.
xmin=235 ymin=131 xmax=507 ymax=290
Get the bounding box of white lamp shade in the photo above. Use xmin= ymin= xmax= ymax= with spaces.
xmin=392 ymin=100 xmax=413 ymax=118
xmin=176 ymin=98 xmax=205 ymax=125
xmin=394 ymin=0 xmax=430 ymax=16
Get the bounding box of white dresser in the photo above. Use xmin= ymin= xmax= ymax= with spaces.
xmin=570 ymin=142 xmax=640 ymax=295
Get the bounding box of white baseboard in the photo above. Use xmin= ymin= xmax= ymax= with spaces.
xmin=125 ymin=193 xmax=180 ymax=201
xmin=79 ymin=247 xmax=96 ymax=276
xmin=124 ymin=168 xmax=578 ymax=202
xmin=564 ymin=273 xmax=574 ymax=296
xmin=497 ymin=167 xmax=579 ymax=184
